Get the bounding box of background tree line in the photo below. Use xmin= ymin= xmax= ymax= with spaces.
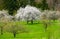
xmin=0 ymin=0 xmax=49 ymax=15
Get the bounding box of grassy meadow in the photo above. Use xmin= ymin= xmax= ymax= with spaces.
xmin=0 ymin=20 xmax=60 ymax=39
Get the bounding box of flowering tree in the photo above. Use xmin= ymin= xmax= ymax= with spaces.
xmin=47 ymin=11 xmax=60 ymax=21
xmin=41 ymin=10 xmax=60 ymax=21
xmin=0 ymin=10 xmax=14 ymax=21
xmin=24 ymin=5 xmax=41 ymax=24
xmin=15 ymin=5 xmax=41 ymax=24
xmin=15 ymin=7 xmax=25 ymax=21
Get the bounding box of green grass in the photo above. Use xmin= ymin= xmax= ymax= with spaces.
xmin=0 ymin=21 xmax=60 ymax=39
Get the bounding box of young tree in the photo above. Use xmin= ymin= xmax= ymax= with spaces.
xmin=42 ymin=20 xmax=52 ymax=32
xmin=0 ymin=10 xmax=15 ymax=35
xmin=5 ymin=21 xmax=28 ymax=38
xmin=40 ymin=10 xmax=51 ymax=31
xmin=0 ymin=18 xmax=7 ymax=35
xmin=0 ymin=22 xmax=5 ymax=35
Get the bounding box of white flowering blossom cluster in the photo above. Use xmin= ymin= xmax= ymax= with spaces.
xmin=0 ymin=10 xmax=14 ymax=21
xmin=15 ymin=7 xmax=25 ymax=21
xmin=40 ymin=10 xmax=60 ymax=21
xmin=0 ymin=5 xmax=60 ymax=22
xmin=15 ymin=5 xmax=41 ymax=21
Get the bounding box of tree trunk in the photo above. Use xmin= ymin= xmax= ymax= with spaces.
xmin=44 ymin=23 xmax=48 ymax=31
xmin=31 ymin=20 xmax=33 ymax=24
xmin=45 ymin=23 xmax=47 ymax=29
xmin=13 ymin=33 xmax=16 ymax=38
xmin=53 ymin=19 xmax=56 ymax=22
xmin=27 ymin=20 xmax=29 ymax=24
xmin=1 ymin=27 xmax=3 ymax=35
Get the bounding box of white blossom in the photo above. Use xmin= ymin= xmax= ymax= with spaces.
xmin=15 ymin=5 xmax=41 ymax=21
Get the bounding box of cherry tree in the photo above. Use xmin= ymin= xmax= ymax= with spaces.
xmin=15 ymin=5 xmax=41 ymax=24
xmin=24 ymin=5 xmax=41 ymax=24
xmin=15 ymin=7 xmax=25 ymax=21
xmin=0 ymin=10 xmax=14 ymax=21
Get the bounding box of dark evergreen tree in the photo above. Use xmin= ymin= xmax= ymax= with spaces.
xmin=3 ymin=0 xmax=19 ymax=15
xmin=29 ymin=0 xmax=35 ymax=6
xmin=18 ymin=0 xmax=28 ymax=7
xmin=41 ymin=0 xmax=49 ymax=10
xmin=18 ymin=0 xmax=35 ymax=7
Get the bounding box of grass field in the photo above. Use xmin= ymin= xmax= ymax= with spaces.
xmin=0 ymin=20 xmax=60 ymax=39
